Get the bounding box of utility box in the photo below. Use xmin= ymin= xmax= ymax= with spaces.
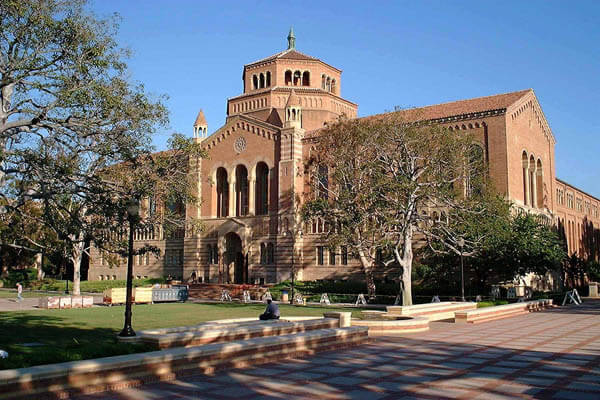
xmin=134 ymin=287 xmax=153 ymax=304
xmin=152 ymin=286 xmax=188 ymax=302
xmin=590 ymin=282 xmax=599 ymax=298
xmin=103 ymin=288 xmax=126 ymax=305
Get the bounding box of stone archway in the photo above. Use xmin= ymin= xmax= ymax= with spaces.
xmin=224 ymin=232 xmax=246 ymax=284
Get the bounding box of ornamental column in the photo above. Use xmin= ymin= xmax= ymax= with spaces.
xmin=249 ymin=179 xmax=256 ymax=215
xmin=229 ymin=181 xmax=236 ymax=217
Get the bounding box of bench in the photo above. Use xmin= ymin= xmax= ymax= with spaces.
xmin=454 ymin=299 xmax=553 ymax=324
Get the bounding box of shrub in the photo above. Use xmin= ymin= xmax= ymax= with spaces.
xmin=2 ymin=268 xmax=38 ymax=287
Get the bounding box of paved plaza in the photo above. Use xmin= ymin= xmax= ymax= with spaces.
xmin=73 ymin=300 xmax=600 ymax=400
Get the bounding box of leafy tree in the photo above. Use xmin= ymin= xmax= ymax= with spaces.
xmin=0 ymin=1 xmax=205 ymax=294
xmin=421 ymin=210 xmax=566 ymax=294
xmin=304 ymin=114 xmax=475 ymax=304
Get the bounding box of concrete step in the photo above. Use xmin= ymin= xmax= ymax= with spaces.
xmin=138 ymin=318 xmax=340 ymax=349
xmin=0 ymin=327 xmax=369 ymax=400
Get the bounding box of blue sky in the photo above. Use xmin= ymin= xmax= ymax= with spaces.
xmin=90 ymin=0 xmax=600 ymax=197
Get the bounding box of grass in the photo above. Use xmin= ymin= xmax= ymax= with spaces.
xmin=477 ymin=300 xmax=509 ymax=308
xmin=0 ymin=302 xmax=365 ymax=370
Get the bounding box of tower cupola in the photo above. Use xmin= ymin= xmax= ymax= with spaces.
xmin=284 ymin=89 xmax=302 ymax=129
xmin=193 ymin=109 xmax=208 ymax=140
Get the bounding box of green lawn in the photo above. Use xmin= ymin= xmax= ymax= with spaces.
xmin=0 ymin=302 xmax=364 ymax=370
xmin=477 ymin=300 xmax=509 ymax=308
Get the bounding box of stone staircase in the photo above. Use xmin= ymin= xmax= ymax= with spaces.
xmin=0 ymin=315 xmax=368 ymax=400
xmin=187 ymin=283 xmax=270 ymax=301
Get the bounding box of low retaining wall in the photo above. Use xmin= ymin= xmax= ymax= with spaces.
xmin=352 ymin=316 xmax=429 ymax=336
xmin=38 ymin=296 xmax=93 ymax=309
xmin=0 ymin=327 xmax=368 ymax=400
xmin=387 ymin=301 xmax=477 ymax=321
xmin=454 ymin=299 xmax=553 ymax=324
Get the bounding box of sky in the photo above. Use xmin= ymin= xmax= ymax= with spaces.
xmin=89 ymin=0 xmax=600 ymax=197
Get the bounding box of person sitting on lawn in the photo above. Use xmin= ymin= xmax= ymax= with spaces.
xmin=259 ymin=299 xmax=280 ymax=320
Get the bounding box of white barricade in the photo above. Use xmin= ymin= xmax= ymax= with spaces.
xmin=220 ymin=289 xmax=232 ymax=302
xmin=242 ymin=290 xmax=251 ymax=303
xmin=562 ymin=289 xmax=582 ymax=306
xmin=262 ymin=291 xmax=272 ymax=302
xmin=355 ymin=293 xmax=367 ymax=306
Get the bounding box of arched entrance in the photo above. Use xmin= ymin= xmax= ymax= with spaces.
xmin=224 ymin=232 xmax=246 ymax=284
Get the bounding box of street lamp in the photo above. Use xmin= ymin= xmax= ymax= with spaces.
xmin=457 ymin=237 xmax=465 ymax=302
xmin=119 ymin=199 xmax=140 ymax=338
xmin=283 ymin=228 xmax=302 ymax=304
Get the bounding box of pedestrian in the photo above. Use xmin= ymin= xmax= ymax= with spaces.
xmin=16 ymin=282 xmax=23 ymax=302
xmin=259 ymin=299 xmax=280 ymax=320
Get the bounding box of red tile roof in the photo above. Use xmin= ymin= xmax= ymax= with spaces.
xmin=384 ymin=89 xmax=532 ymax=121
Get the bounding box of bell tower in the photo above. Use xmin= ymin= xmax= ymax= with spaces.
xmin=193 ymin=109 xmax=208 ymax=141
xmin=284 ymin=89 xmax=302 ymax=129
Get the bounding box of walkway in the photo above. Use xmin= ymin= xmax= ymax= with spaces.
xmin=76 ymin=300 xmax=600 ymax=399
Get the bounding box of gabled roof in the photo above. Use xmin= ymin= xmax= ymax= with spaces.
xmin=385 ymin=89 xmax=532 ymax=122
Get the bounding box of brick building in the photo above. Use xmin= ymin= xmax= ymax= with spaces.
xmin=88 ymin=31 xmax=599 ymax=283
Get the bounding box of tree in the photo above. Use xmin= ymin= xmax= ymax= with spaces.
xmin=303 ymin=117 xmax=388 ymax=298
xmin=421 ymin=209 xmax=566 ymax=294
xmin=0 ymin=0 xmax=203 ymax=294
xmin=304 ymin=114 xmax=474 ymax=304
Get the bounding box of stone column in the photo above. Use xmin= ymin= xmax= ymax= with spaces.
xmin=248 ymin=179 xmax=256 ymax=215
xmin=229 ymin=182 xmax=236 ymax=217
xmin=531 ymin=168 xmax=538 ymax=209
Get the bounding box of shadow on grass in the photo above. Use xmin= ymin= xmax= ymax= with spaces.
xmin=0 ymin=313 xmax=152 ymax=370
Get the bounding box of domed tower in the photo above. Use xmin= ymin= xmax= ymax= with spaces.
xmin=226 ymin=30 xmax=358 ymax=131
xmin=284 ymin=89 xmax=302 ymax=129
xmin=193 ymin=109 xmax=208 ymax=140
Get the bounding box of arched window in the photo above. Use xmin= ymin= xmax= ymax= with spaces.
xmin=260 ymin=243 xmax=267 ymax=264
xmin=321 ymin=74 xmax=326 ymax=89
xmin=207 ymin=245 xmax=213 ymax=264
xmin=267 ymin=243 xmax=275 ymax=264
xmin=293 ymin=70 xmax=301 ymax=86
xmin=522 ymin=151 xmax=529 ymax=206
xmin=536 ymin=159 xmax=543 ymax=208
xmin=317 ymin=165 xmax=329 ymax=200
xmin=326 ymin=77 xmax=331 ymax=92
xmin=331 ymin=79 xmax=336 ymax=94
xmin=255 ymin=162 xmax=269 ymax=215
xmin=466 ymin=144 xmax=484 ymax=198
xmin=252 ymin=75 xmax=258 ymax=90
xmin=266 ymin=71 xmax=271 ymax=87
xmin=259 ymin=73 xmax=265 ymax=88
xmin=529 ymin=155 xmax=536 ymax=207
xmin=216 ymin=167 xmax=229 ymax=217
xmin=285 ymin=70 xmax=292 ymax=86
xmin=302 ymin=71 xmax=310 ymax=86
xmin=235 ymin=165 xmax=249 ymax=216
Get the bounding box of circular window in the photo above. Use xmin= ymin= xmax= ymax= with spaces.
xmin=234 ymin=136 xmax=247 ymax=153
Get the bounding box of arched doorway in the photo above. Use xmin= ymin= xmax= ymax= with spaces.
xmin=224 ymin=232 xmax=246 ymax=284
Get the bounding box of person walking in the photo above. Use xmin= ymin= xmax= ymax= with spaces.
xmin=16 ymin=282 xmax=23 ymax=302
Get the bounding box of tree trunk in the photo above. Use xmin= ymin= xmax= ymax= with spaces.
xmin=70 ymin=237 xmax=84 ymax=295
xmin=395 ymin=226 xmax=414 ymax=306
xmin=357 ymin=249 xmax=377 ymax=299
xmin=35 ymin=252 xmax=43 ymax=280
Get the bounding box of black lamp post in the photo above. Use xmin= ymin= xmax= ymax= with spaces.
xmin=284 ymin=228 xmax=302 ymax=304
xmin=457 ymin=237 xmax=465 ymax=302
xmin=119 ymin=200 xmax=139 ymax=338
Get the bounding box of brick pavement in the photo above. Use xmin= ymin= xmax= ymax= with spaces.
xmin=75 ymin=300 xmax=600 ymax=400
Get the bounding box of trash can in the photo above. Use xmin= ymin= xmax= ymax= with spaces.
xmin=281 ymin=290 xmax=289 ymax=303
